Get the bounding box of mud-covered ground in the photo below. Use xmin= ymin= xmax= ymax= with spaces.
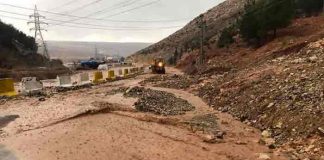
xmin=0 ymin=70 xmax=288 ymax=160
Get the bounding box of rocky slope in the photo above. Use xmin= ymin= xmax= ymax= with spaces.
xmin=139 ymin=16 xmax=324 ymax=159
xmin=130 ymin=0 xmax=246 ymax=63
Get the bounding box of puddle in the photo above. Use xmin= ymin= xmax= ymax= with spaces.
xmin=0 ymin=115 xmax=19 ymax=129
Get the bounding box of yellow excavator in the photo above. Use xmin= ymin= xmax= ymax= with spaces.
xmin=151 ymin=58 xmax=166 ymax=74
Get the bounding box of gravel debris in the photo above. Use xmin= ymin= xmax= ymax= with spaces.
xmin=124 ymin=86 xmax=195 ymax=115
xmin=140 ymin=74 xmax=201 ymax=89
xmin=196 ymin=38 xmax=324 ymax=158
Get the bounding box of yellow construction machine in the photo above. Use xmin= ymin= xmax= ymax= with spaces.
xmin=151 ymin=58 xmax=166 ymax=74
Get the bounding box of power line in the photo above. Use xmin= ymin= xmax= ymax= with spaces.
xmin=49 ymin=0 xmax=81 ymax=11
xmin=53 ymin=23 xmax=183 ymax=31
xmin=48 ymin=0 xmax=140 ymax=27
xmin=61 ymin=0 xmax=105 ymax=14
xmin=0 ymin=3 xmax=190 ymax=23
xmin=49 ymin=0 xmax=161 ymax=27
xmin=0 ymin=9 xmax=186 ymax=28
xmin=0 ymin=14 xmax=184 ymax=31
xmin=80 ymin=0 xmax=138 ymax=18
xmin=101 ymin=0 xmax=161 ymax=19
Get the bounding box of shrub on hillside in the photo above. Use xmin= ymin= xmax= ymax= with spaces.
xmin=217 ymin=26 xmax=236 ymax=48
xmin=296 ymin=0 xmax=323 ymax=16
xmin=239 ymin=0 xmax=295 ymax=44
xmin=0 ymin=20 xmax=36 ymax=50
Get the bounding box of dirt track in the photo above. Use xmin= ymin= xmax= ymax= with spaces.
xmin=0 ymin=68 xmax=288 ymax=160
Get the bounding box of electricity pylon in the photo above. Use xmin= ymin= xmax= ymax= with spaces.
xmin=28 ymin=5 xmax=50 ymax=59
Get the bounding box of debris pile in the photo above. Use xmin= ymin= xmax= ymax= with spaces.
xmin=186 ymin=114 xmax=220 ymax=134
xmin=141 ymin=74 xmax=201 ymax=89
xmin=196 ymin=39 xmax=324 ymax=158
xmin=106 ymin=87 xmax=129 ymax=95
xmin=125 ymin=87 xmax=195 ymax=115
xmin=182 ymin=114 xmax=226 ymax=144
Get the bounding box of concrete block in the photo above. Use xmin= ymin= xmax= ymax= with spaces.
xmin=118 ymin=69 xmax=123 ymax=76
xmin=57 ymin=75 xmax=72 ymax=87
xmin=79 ymin=73 xmax=90 ymax=85
xmin=0 ymin=78 xmax=17 ymax=97
xmin=21 ymin=77 xmax=43 ymax=94
xmin=130 ymin=68 xmax=135 ymax=73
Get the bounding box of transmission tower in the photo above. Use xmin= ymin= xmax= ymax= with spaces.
xmin=28 ymin=5 xmax=50 ymax=59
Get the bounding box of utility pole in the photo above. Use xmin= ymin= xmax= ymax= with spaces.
xmin=94 ymin=45 xmax=98 ymax=60
xmin=28 ymin=5 xmax=50 ymax=59
xmin=197 ymin=15 xmax=206 ymax=65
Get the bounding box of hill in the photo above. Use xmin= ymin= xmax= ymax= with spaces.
xmin=0 ymin=20 xmax=69 ymax=81
xmin=130 ymin=0 xmax=246 ymax=63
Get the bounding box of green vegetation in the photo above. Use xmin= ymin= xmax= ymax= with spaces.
xmin=217 ymin=0 xmax=323 ymax=47
xmin=239 ymin=0 xmax=295 ymax=44
xmin=217 ymin=25 xmax=236 ymax=48
xmin=0 ymin=20 xmax=36 ymax=50
xmin=296 ymin=0 xmax=323 ymax=16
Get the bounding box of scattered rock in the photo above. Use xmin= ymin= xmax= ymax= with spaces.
xmin=203 ymin=134 xmax=225 ymax=144
xmin=258 ymin=153 xmax=271 ymax=160
xmin=275 ymin=122 xmax=283 ymax=129
xmin=267 ymin=103 xmax=275 ymax=108
xmin=318 ymin=127 xmax=324 ymax=136
xmin=38 ymin=97 xmax=46 ymax=101
xmin=261 ymin=130 xmax=271 ymax=138
xmin=235 ymin=141 xmax=248 ymax=145
xmin=259 ymin=138 xmax=276 ymax=149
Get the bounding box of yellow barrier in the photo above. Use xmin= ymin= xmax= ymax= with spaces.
xmin=0 ymin=78 xmax=17 ymax=97
xmin=130 ymin=68 xmax=137 ymax=73
xmin=123 ymin=69 xmax=129 ymax=77
xmin=93 ymin=71 xmax=103 ymax=83
xmin=107 ymin=70 xmax=115 ymax=79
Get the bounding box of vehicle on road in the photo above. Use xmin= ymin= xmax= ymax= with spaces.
xmin=151 ymin=58 xmax=166 ymax=74
xmin=80 ymin=60 xmax=103 ymax=69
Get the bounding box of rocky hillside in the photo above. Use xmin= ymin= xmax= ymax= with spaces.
xmin=139 ymin=16 xmax=324 ymax=159
xmin=131 ymin=0 xmax=246 ymax=62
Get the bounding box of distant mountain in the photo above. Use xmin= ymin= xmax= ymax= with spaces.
xmin=47 ymin=41 xmax=152 ymax=62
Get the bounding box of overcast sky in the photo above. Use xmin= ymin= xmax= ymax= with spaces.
xmin=0 ymin=0 xmax=223 ymax=43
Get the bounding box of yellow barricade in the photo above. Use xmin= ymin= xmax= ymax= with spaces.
xmin=93 ymin=71 xmax=103 ymax=83
xmin=130 ymin=68 xmax=136 ymax=73
xmin=0 ymin=78 xmax=17 ymax=97
xmin=107 ymin=70 xmax=115 ymax=79
xmin=123 ymin=69 xmax=129 ymax=77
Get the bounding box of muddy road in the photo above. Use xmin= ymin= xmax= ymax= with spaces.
xmin=0 ymin=68 xmax=288 ymax=160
